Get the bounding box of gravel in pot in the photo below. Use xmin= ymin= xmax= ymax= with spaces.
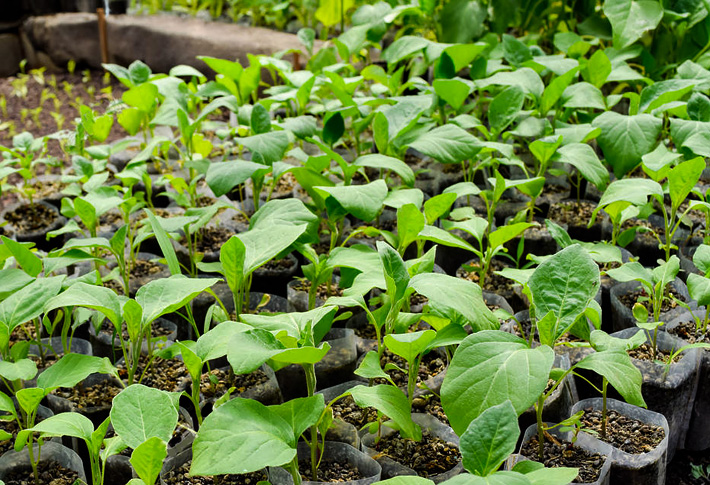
xmin=161 ymin=448 xmax=268 ymax=484
xmin=609 ymin=278 xmax=693 ymax=332
xmin=269 ymin=441 xmax=381 ymax=485
xmin=548 ymin=199 xmax=607 ymax=242
xmin=89 ymin=317 xmax=176 ymax=363
xmin=360 ymin=413 xmax=462 ymax=483
xmin=1 ymin=200 xmax=66 ymax=251
xmin=45 ymin=373 xmax=122 ymax=428
xmin=287 ymin=276 xmax=342 ymax=313
xmin=0 ymin=442 xmax=86 ymax=484
xmin=251 ymin=253 xmax=300 ymax=298
xmin=571 ymin=397 xmax=669 ymax=485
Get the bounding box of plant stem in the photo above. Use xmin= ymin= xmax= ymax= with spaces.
xmin=601 ymin=378 xmax=608 ymax=440
xmin=304 ymin=363 xmax=319 ymax=481
xmin=536 ymin=393 xmax=545 ymax=461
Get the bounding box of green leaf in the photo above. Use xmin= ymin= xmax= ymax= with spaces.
xmin=540 ymin=67 xmax=579 ymax=114
xmin=604 ymin=0 xmax=664 ymax=49
xmin=438 ymin=0 xmax=486 ymax=43
xmin=111 ymin=384 xmax=178 ymax=450
xmin=575 ymin=350 xmax=646 ymax=407
xmin=434 ymin=78 xmax=472 ymax=111
xmin=688 ymin=92 xmax=710 ymax=121
xmin=315 ymin=180 xmax=388 ymax=222
xmin=0 ymin=276 xmax=64 ymax=331
xmin=130 ymin=437 xmax=167 ymax=485
xmin=44 ymin=282 xmax=122 ymax=327
xmin=489 ymin=223 xmax=534 ymax=250
xmin=323 ymin=112 xmax=345 ymax=146
xmin=459 ymin=400 xmax=519 ymax=476
xmin=192 ymin=398 xmax=296 ymax=475
xmin=270 ymin=395 xmax=325 ymax=439
xmin=235 ymin=224 xmax=308 ymax=275
xmin=397 ymin=204 xmax=426 ymax=253
xmin=144 ymin=210 xmax=181 ymax=276
xmin=639 ymin=80 xmax=695 ymax=114
xmin=37 ymin=354 xmax=116 ymax=390
xmin=0 ymin=359 xmax=37 ymax=382
xmin=349 ymin=385 xmax=421 ymax=440
xmin=688 ymin=273 xmax=710 ymax=306
xmin=668 ymin=157 xmax=705 ymax=211
xmin=136 ymin=275 xmax=219 ymax=326
xmin=489 ymin=86 xmax=525 ymax=135
xmin=206 ymin=160 xmax=270 ymax=198
xmin=441 ymin=330 xmax=554 ymax=435
xmin=409 ymin=125 xmax=482 ymax=164
xmin=592 ymin=112 xmax=662 ymax=178
xmin=584 ymin=49 xmax=611 ymax=88
xmin=354 ymin=154 xmax=415 ymax=187
xmin=20 ymin=412 xmax=94 ymax=444
xmin=250 ymin=104 xmax=271 ymax=134
xmin=556 ymin=143 xmax=609 ymax=190
xmin=529 ymin=245 xmax=600 ymax=340
xmin=355 ymin=350 xmax=393 ymax=383
xmin=562 ymin=82 xmax=606 ymax=110
xmin=385 ymin=330 xmax=436 ymax=363
xmin=409 ymin=273 xmax=498 ymax=331
xmin=237 ymin=131 xmax=290 ymax=165
xmin=382 ymin=36 xmax=430 ymax=66
xmin=123 ymin=83 xmax=158 ymax=113
xmin=0 ymin=236 xmax=42 ymax=277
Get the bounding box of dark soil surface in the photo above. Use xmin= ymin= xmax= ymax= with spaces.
xmin=619 ymin=289 xmax=684 ymax=314
xmin=412 ymin=394 xmax=449 ymax=425
xmin=456 ymin=259 xmax=516 ymax=299
xmin=667 ymin=449 xmax=710 ymax=484
xmin=199 ymin=367 xmax=269 ymax=398
xmin=51 ymin=379 xmax=122 ymax=409
xmin=353 ymin=324 xmax=378 ymax=340
xmin=0 ymin=71 xmax=127 ymax=161
xmin=4 ymin=202 xmax=57 ymax=233
xmin=374 ymin=350 xmax=446 ymax=389
xmin=3 ymin=460 xmax=79 ymax=485
xmin=99 ymin=318 xmax=173 ymax=341
xmin=520 ymin=435 xmax=606 ymax=483
xmin=627 ymin=343 xmax=681 ymax=364
xmin=580 ymin=409 xmax=665 ymax=454
xmin=667 ymin=320 xmax=710 ymax=346
xmin=131 ymin=259 xmax=165 ymax=278
xmin=163 ymin=462 xmax=267 ymax=484
xmin=117 ymin=355 xmax=187 ymax=392
xmin=187 ymin=226 xmax=234 ymax=253
xmin=258 ymin=256 xmax=295 ymax=272
xmin=298 ymin=458 xmax=362 ymax=482
xmin=331 ymin=395 xmax=379 ymax=429
xmin=548 ymin=201 xmax=600 ymax=228
xmin=374 ymin=430 xmax=460 ymax=478
xmin=292 ymin=280 xmax=343 ymax=300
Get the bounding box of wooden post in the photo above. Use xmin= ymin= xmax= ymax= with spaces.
xmin=97 ymin=8 xmax=109 ymax=64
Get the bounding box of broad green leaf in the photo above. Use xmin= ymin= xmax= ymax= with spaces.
xmin=489 ymin=223 xmax=534 ymax=250
xmin=529 ymin=245 xmax=600 ymax=340
xmin=575 ymin=350 xmax=646 ymax=407
xmin=236 ymin=225 xmax=308 ymax=274
xmin=206 ymin=160 xmax=270 ymax=197
xmin=354 ymin=154 xmax=415 ymax=187
xmin=434 ymin=78 xmax=472 ymax=111
xmin=0 ymin=268 xmax=34 ymax=300
xmin=0 ymin=276 xmax=64 ymax=331
xmin=270 ymin=395 xmax=325 ymax=439
xmin=123 ymin=83 xmax=158 ymax=113
xmin=355 ymin=350 xmax=393 ymax=383
xmin=409 ymin=273 xmax=498 ymax=331
xmin=382 ymin=36 xmax=430 ymax=66
xmin=44 ymin=282 xmax=122 ymax=327
xmin=130 ymin=437 xmax=167 ymax=485
xmin=562 ymin=82 xmax=605 ymax=110
xmin=384 ymin=330 xmax=436 ymax=363
xmin=397 ymin=204 xmax=426 ymax=252
xmin=460 ymin=401 xmax=519 ymax=476
xmin=688 ymin=273 xmax=710 ymax=306
xmin=0 ymin=359 xmax=37 ymax=382
xmin=584 ymin=49 xmax=611 ymax=88
xmin=557 ymin=143 xmax=609 ymax=190
xmin=540 ymin=67 xmax=579 ymax=114
xmin=37 ymin=354 xmax=116 ymax=390
xmin=251 ymin=104 xmax=271 ymax=134
xmin=0 ymin=236 xmax=42 ymax=277
xmin=668 ymin=157 xmax=705 ymax=211
xmin=323 ymin=112 xmax=345 ymax=146
xmin=136 ymin=275 xmax=219 ymax=326
xmin=688 ymin=92 xmax=710 ymax=121
xmin=438 ymin=0 xmax=486 ymax=44
xmin=604 ymin=0 xmax=664 ymax=49
xmin=315 ymin=180 xmax=388 ymax=222
xmin=639 ymin=80 xmax=696 ymax=114
xmin=489 ymin=86 xmax=525 ymax=135
xmin=237 ymin=131 xmax=290 ymax=165
xmin=349 ymin=384 xmax=421 ymax=440
xmin=441 ymin=330 xmax=554 ymax=435
xmin=111 ymin=384 xmax=178 ymax=450
xmin=19 ymin=412 xmax=93 ymax=444
xmin=192 ymin=398 xmax=296 ymax=475
xmin=593 ymin=112 xmax=662 ymax=178
xmin=409 ymin=125 xmax=482 ymax=164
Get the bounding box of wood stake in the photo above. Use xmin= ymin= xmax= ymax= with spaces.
xmin=97 ymin=8 xmax=109 ymax=64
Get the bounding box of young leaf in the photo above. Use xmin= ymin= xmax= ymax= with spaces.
xmin=130 ymin=437 xmax=167 ymax=485
xmin=592 ymin=112 xmax=662 ymax=178
xmin=135 ymin=275 xmax=219 ymax=326
xmin=270 ymin=394 xmax=325 ymax=439
xmin=459 ymin=400 xmax=519 ymax=477
xmin=384 ymin=330 xmax=436 ymax=363
xmin=489 ymin=86 xmax=525 ymax=135
xmin=575 ymin=350 xmax=646 ymax=407
xmin=37 ymin=354 xmax=117 ymax=390
xmin=349 ymin=385 xmax=421 ymax=440
xmin=111 ymin=384 xmax=178 ymax=450
xmin=604 ymin=0 xmax=663 ymax=49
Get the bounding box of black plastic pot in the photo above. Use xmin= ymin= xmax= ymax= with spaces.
xmin=610 ymin=328 xmax=701 ymax=460
xmin=609 ymin=278 xmax=693 ymax=333
xmin=269 ymin=441 xmax=381 ymax=485
xmin=481 ymin=291 xmax=515 ymax=317
xmin=74 ymin=252 xmax=172 ymax=298
xmin=287 ymin=276 xmax=340 ymax=313
xmin=678 ymin=245 xmax=701 ymax=283
xmin=360 ymin=413 xmax=462 ymax=483
xmin=276 ymin=328 xmax=357 ymax=400
xmin=666 ymin=310 xmax=710 ymax=451
xmin=89 ymin=317 xmax=176 ymax=363
xmin=599 ymin=247 xmax=634 ymax=332
xmin=508 ymin=423 xmax=612 ymax=485
xmin=0 ymin=442 xmax=86 ymax=482
xmin=1 ymin=200 xmax=66 ymax=251
xmin=345 ymin=312 xmax=378 ymax=356
xmin=570 ymin=398 xmax=670 ymax=485
xmin=316 ymin=380 xmax=364 ymax=449
xmin=251 ymin=253 xmax=301 ymax=298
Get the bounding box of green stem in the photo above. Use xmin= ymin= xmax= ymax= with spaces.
xmin=304 ymin=363 xmax=318 ymax=481
xmin=536 ymin=393 xmax=545 ymax=461
xmin=601 ymin=378 xmax=608 ymax=440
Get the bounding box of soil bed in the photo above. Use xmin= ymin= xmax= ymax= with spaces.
xmin=292 ymin=280 xmax=343 ymax=299
xmin=456 ymin=259 xmax=516 ymax=298
xmin=667 ymin=449 xmax=710 ymax=484
xmin=520 ymin=435 xmax=605 ymax=483
xmin=163 ymin=462 xmax=267 ymax=484
xmin=117 ymin=355 xmax=187 ymax=392
xmin=373 ymin=430 xmax=460 ymax=478
xmin=579 ymin=409 xmax=665 ymax=454
xmin=619 ymin=289 xmax=684 ymax=314
xmin=51 ymin=379 xmax=122 ymax=409
xmin=99 ymin=318 xmax=173 ymax=341
xmin=260 ymin=256 xmax=296 ymax=272
xmin=185 ymin=226 xmax=234 ymax=253
xmin=199 ymin=367 xmax=269 ymax=398
xmin=331 ymin=395 xmax=379 ymax=429
xmin=412 ymin=394 xmax=449 ymax=425
xmin=374 ymin=350 xmax=446 ymax=388
xmin=548 ymin=201 xmax=598 ymax=227
xmin=627 ymin=343 xmax=681 ymax=364
xmin=667 ymin=320 xmax=710 ymax=346
xmin=4 ymin=203 xmax=57 ymax=232
xmin=298 ymin=458 xmax=362 ymax=482
xmin=3 ymin=460 xmax=79 ymax=485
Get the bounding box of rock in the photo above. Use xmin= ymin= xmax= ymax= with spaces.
xmin=22 ymin=12 xmax=317 ymax=75
xmin=0 ymin=34 xmax=22 ymax=77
